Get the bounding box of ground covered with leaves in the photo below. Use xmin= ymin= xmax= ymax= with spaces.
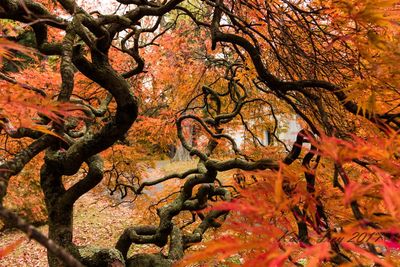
xmin=0 ymin=160 xmax=202 ymax=266
xmin=1 ymin=191 xmax=135 ymax=266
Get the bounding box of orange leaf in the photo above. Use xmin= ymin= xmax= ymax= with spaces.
xmin=341 ymin=242 xmax=394 ymax=267
xmin=0 ymin=238 xmax=24 ymax=259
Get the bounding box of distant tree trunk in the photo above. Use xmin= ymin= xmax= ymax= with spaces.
xmin=172 ymin=140 xmax=191 ymax=161
xmin=166 ymin=144 xmax=177 ymax=159
xmin=172 ymin=124 xmax=194 ymax=161
xmin=266 ymin=130 xmax=273 ymax=145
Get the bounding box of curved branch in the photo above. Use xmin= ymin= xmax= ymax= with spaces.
xmin=61 ymin=155 xmax=103 ymax=205
xmin=0 ymin=206 xmax=83 ymax=267
xmin=136 ymin=168 xmax=198 ymax=194
xmin=0 ymin=135 xmax=54 ymax=204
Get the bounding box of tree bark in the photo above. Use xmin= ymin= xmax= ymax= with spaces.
xmin=40 ymin=164 xmax=79 ymax=266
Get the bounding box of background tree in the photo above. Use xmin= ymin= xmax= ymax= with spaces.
xmin=0 ymin=0 xmax=399 ymax=266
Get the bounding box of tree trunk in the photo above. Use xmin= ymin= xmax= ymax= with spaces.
xmin=40 ymin=164 xmax=78 ymax=267
xmin=172 ymin=124 xmax=195 ymax=161
xmin=171 ymin=141 xmax=192 ymax=161
xmin=47 ymin=204 xmax=78 ymax=267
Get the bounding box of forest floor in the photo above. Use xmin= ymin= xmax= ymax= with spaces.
xmin=0 ymin=160 xmax=207 ymax=267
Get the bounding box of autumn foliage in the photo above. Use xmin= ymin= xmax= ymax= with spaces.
xmin=0 ymin=0 xmax=399 ymax=266
xmin=178 ymin=131 xmax=400 ymax=266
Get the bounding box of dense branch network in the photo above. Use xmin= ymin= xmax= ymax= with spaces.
xmin=0 ymin=0 xmax=398 ymax=266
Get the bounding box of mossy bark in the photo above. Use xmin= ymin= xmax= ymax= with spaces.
xmin=41 ymin=164 xmax=79 ymax=266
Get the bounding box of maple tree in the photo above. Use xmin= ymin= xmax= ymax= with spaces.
xmin=0 ymin=0 xmax=399 ymax=266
